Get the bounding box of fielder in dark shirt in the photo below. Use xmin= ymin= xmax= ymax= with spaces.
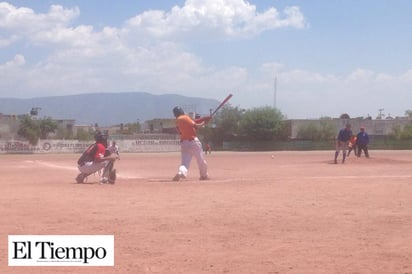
xmin=334 ymin=124 xmax=352 ymax=164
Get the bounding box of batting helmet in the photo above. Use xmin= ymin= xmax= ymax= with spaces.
xmin=173 ymin=106 xmax=184 ymax=118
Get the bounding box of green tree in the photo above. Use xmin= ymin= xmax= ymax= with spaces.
xmin=17 ymin=116 xmax=59 ymax=144
xmin=390 ymin=125 xmax=402 ymax=140
xmin=198 ymin=105 xmax=243 ymax=146
xmin=390 ymin=124 xmax=412 ymax=140
xmin=340 ymin=113 xmax=350 ymax=119
xmin=400 ymin=125 xmax=412 ymax=139
xmin=55 ymin=127 xmax=74 ymax=139
xmin=405 ymin=110 xmax=412 ymax=118
xmin=238 ymin=106 xmax=285 ymax=140
xmin=39 ymin=117 xmax=58 ymax=139
xmin=76 ymin=128 xmax=94 ymax=141
xmin=17 ymin=115 xmax=40 ymax=145
xmin=318 ymin=119 xmax=336 ymax=140
xmin=296 ymin=120 xmax=336 ymax=141
xmin=297 ymin=123 xmax=319 ymax=140
xmin=121 ymin=122 xmax=141 ymax=135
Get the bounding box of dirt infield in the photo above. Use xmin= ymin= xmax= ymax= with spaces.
xmin=1 ymin=150 xmax=412 ymax=273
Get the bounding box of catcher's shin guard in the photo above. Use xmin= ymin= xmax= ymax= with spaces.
xmin=102 ymin=161 xmax=114 ymax=178
xmin=109 ymin=169 xmax=116 ymax=184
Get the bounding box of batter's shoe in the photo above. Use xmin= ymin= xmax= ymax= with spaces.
xmin=172 ymin=172 xmax=186 ymax=181
xmin=76 ymin=173 xmax=86 ymax=183
xmin=199 ymin=175 xmax=209 ymax=181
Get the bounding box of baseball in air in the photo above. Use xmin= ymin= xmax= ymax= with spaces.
xmin=271 ymin=154 xmax=274 ymax=159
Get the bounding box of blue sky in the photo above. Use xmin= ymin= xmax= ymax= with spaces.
xmin=0 ymin=0 xmax=411 ymax=119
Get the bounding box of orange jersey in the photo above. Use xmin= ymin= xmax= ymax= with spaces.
xmin=176 ymin=115 xmax=196 ymax=141
xmin=349 ymin=136 xmax=357 ymax=145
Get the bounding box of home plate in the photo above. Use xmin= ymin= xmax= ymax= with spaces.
xmin=148 ymin=178 xmax=174 ymax=182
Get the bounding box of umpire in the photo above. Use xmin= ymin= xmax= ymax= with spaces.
xmin=356 ymin=126 xmax=370 ymax=158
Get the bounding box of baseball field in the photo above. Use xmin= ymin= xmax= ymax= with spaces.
xmin=1 ymin=150 xmax=412 ymax=273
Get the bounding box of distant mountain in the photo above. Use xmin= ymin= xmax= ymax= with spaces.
xmin=0 ymin=92 xmax=220 ymax=125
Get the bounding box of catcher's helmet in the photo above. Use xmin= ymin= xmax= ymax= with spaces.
xmin=94 ymin=131 xmax=108 ymax=146
xmin=173 ymin=106 xmax=184 ymax=118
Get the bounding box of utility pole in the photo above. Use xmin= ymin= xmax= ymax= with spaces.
xmin=273 ymin=75 xmax=277 ymax=109
xmin=378 ymin=108 xmax=384 ymax=119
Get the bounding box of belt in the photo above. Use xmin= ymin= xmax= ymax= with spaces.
xmin=181 ymin=137 xmax=198 ymax=142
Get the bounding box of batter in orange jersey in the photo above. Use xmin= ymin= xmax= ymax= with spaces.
xmin=172 ymin=106 xmax=211 ymax=181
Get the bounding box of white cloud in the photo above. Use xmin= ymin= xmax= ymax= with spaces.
xmin=126 ymin=0 xmax=306 ymax=39
xmin=1 ymin=54 xmax=25 ymax=68
xmin=0 ymin=33 xmax=17 ymax=47
xmin=0 ymin=1 xmax=410 ymax=119
xmin=0 ymin=2 xmax=79 ymax=29
xmin=347 ymin=68 xmax=375 ymax=81
xmin=0 ymin=2 xmax=79 ymax=45
xmin=33 ymin=25 xmax=95 ymax=47
xmin=243 ymin=65 xmax=412 ymax=119
xmin=400 ymin=70 xmax=412 ymax=82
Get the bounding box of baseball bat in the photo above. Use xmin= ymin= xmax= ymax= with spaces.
xmin=211 ymin=93 xmax=233 ymax=116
